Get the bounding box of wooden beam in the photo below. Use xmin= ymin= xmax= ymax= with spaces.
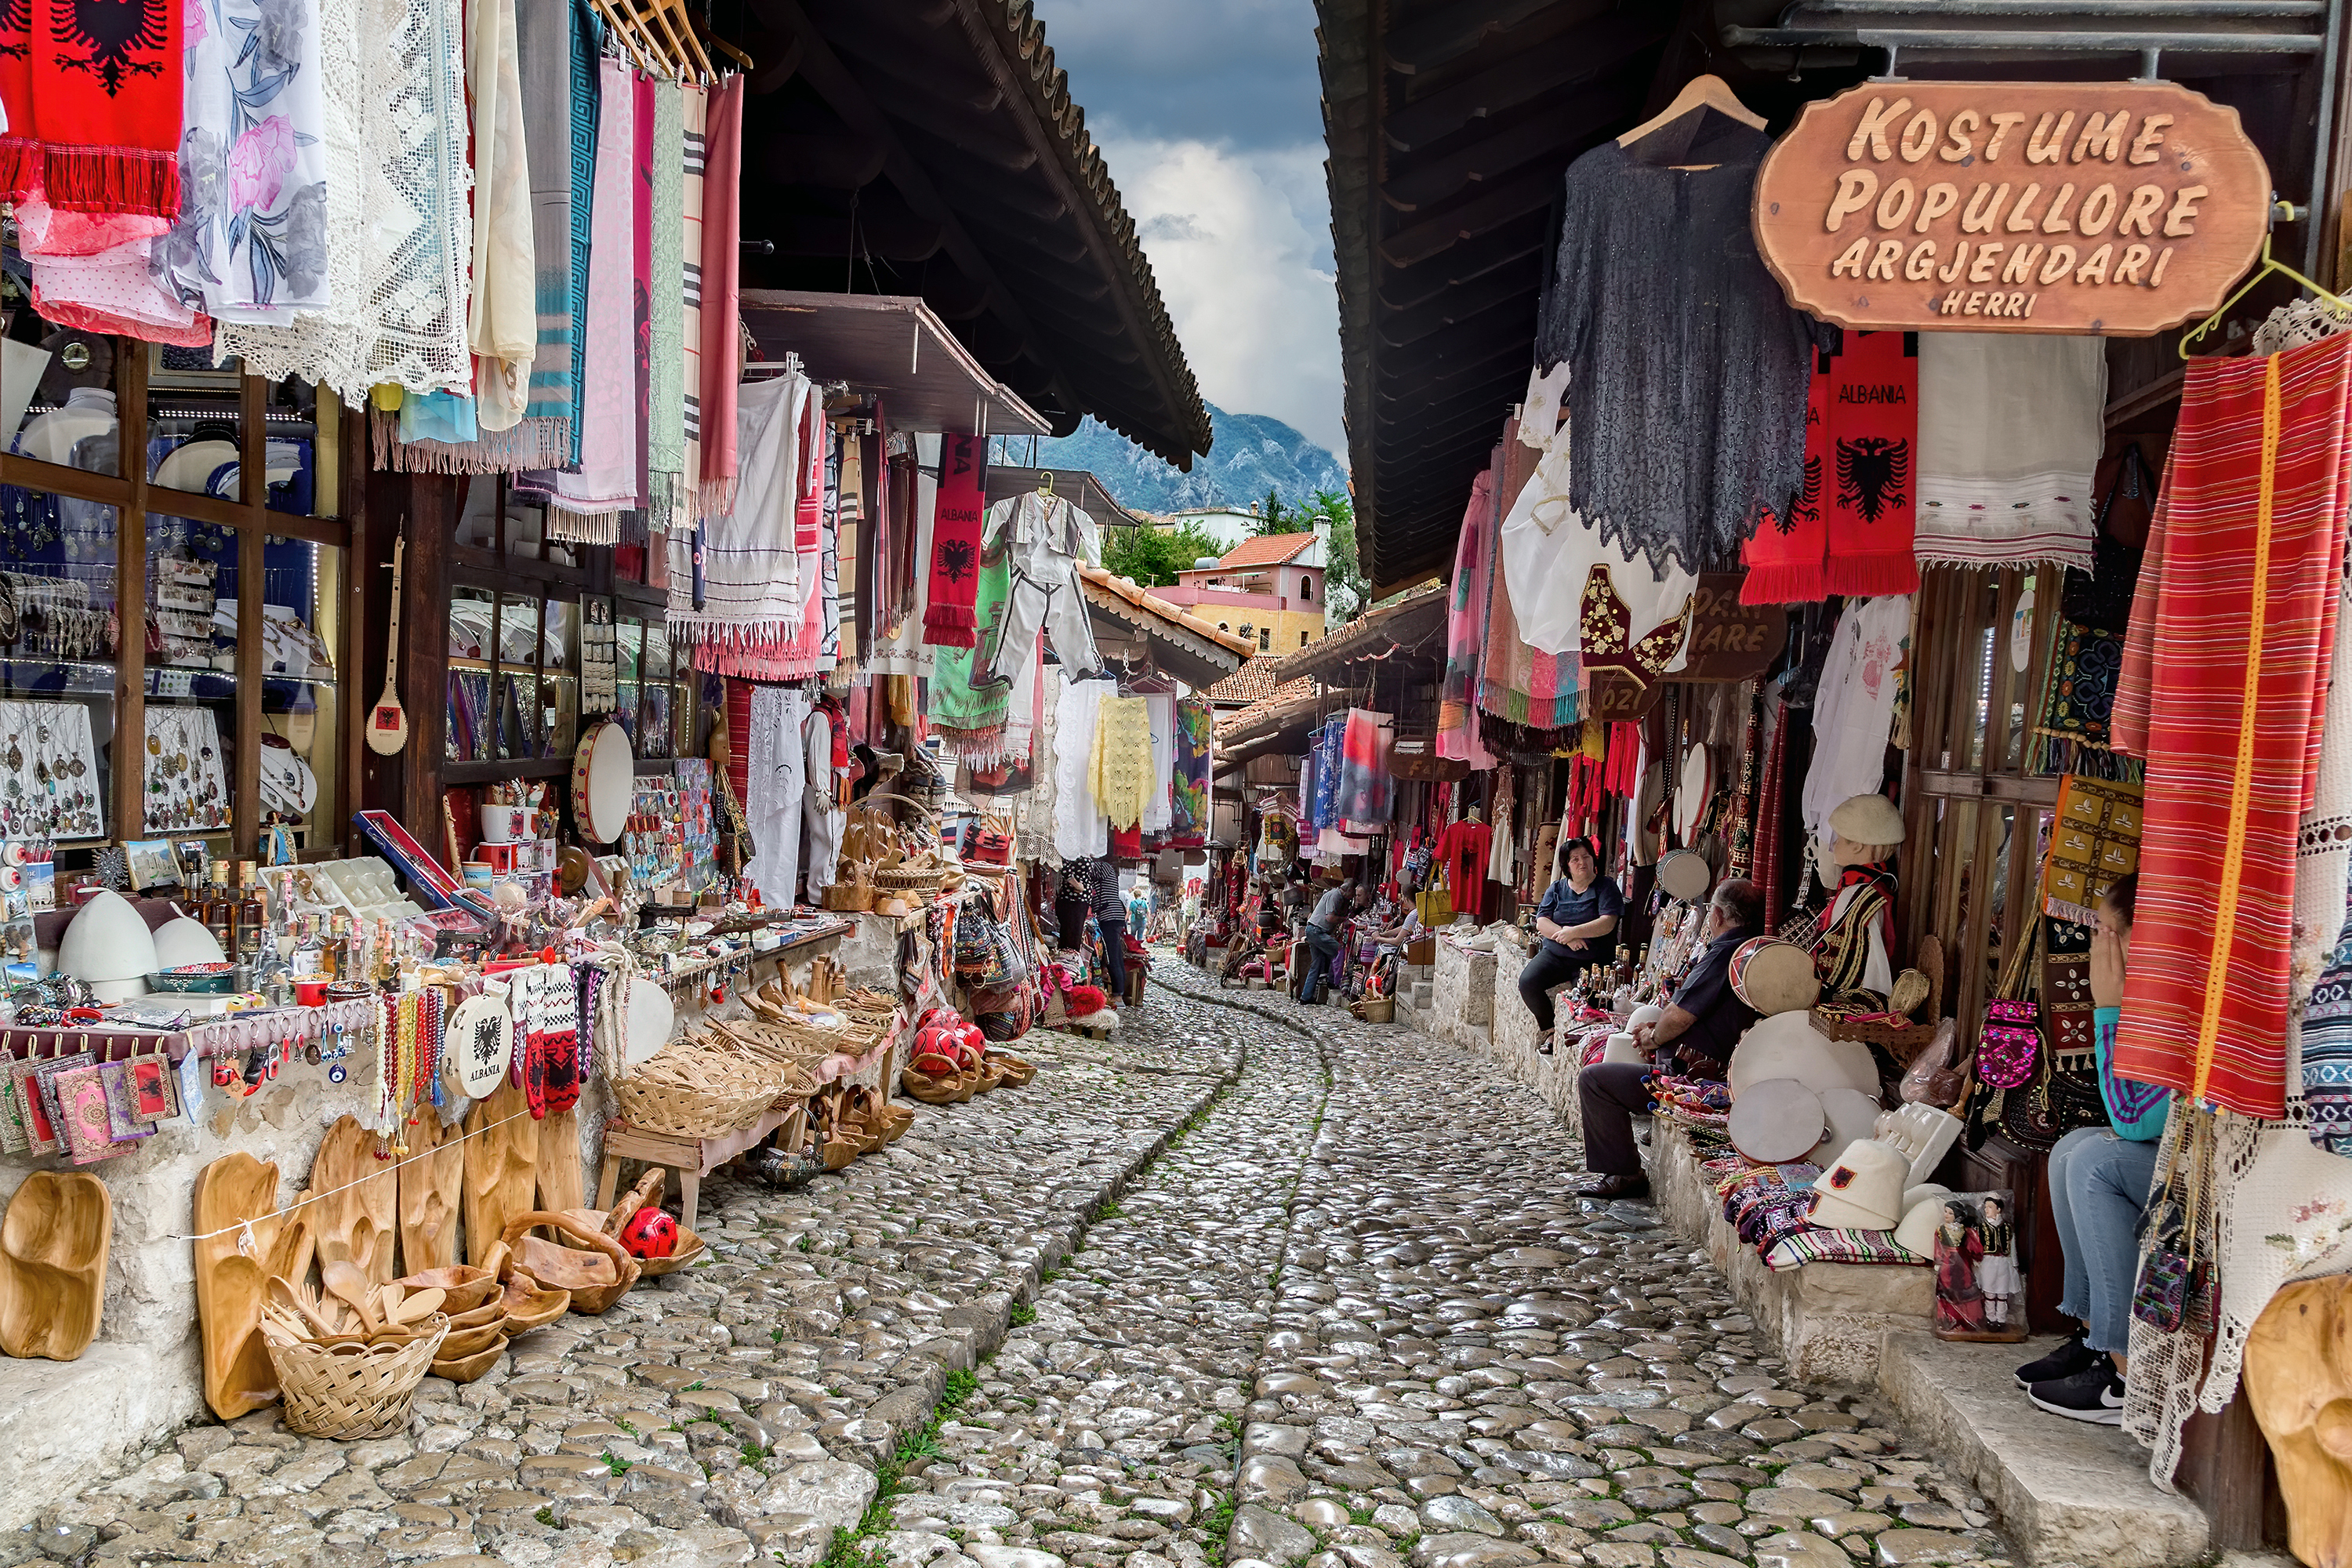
xmin=1384 ymin=9 xmax=1662 ymax=148
xmin=1378 ymin=88 xmax=1638 ymax=212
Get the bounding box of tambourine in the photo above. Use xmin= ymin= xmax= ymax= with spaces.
xmin=572 ymin=720 xmax=634 ymax=845
xmin=1728 ymin=937 xmax=1821 ymax=1016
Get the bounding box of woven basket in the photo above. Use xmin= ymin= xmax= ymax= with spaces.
xmin=612 ymin=1040 xmax=787 ymax=1136
xmin=872 ymin=866 xmax=946 ymax=898
xmin=270 ymin=1316 xmax=450 ymax=1440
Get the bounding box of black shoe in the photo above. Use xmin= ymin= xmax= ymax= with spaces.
xmin=2028 ymin=1363 xmax=2126 ymax=1425
xmin=2016 ymin=1327 xmax=2099 ymax=1389
xmin=1577 ymin=1174 xmax=1650 ymax=1200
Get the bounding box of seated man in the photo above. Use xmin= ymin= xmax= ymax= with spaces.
xmin=1574 ymin=878 xmax=1765 ymax=1200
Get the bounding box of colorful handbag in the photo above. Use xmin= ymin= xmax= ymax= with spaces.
xmin=1978 ymin=926 xmax=2042 ymax=1090
xmin=2134 ymin=1112 xmax=2217 ymax=1334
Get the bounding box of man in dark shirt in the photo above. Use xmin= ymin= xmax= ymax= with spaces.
xmin=1088 ymin=856 xmax=1131 ymax=999
xmin=1575 ymin=878 xmax=1764 ymax=1199
xmin=1298 ymin=880 xmax=1357 ymax=1004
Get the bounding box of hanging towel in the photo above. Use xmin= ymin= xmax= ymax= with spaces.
xmin=869 ymin=431 xmax=938 ymax=677
xmin=465 ymin=0 xmax=533 ymax=430
xmin=1142 ymin=692 xmax=1176 ymax=833
xmin=1915 ymin=332 xmax=2104 ymax=572
xmin=697 ymin=75 xmax=743 ymax=515
xmin=667 ymin=369 xmax=808 ymax=644
xmin=0 ymin=0 xmax=183 ymax=218
xmin=924 ymin=434 xmax=988 ymax=647
xmin=679 ymin=82 xmax=706 ymax=527
xmin=646 ymin=76 xmax=685 ymax=528
xmin=1054 ymin=677 xmax=1111 ymax=858
xmin=929 ymin=546 xmax=1014 ymax=759
xmin=513 ymin=0 xmax=578 ymax=459
xmin=631 ymin=72 xmax=653 ymax=510
xmin=2114 ymin=336 xmax=2352 ymax=1119
xmin=1477 ymin=423 xmax=1581 ymax=729
xmin=548 ymin=56 xmax=637 ymax=541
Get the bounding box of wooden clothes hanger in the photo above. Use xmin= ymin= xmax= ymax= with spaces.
xmin=2180 ymin=212 xmax=2352 ymax=359
xmin=1617 ymin=72 xmax=1766 ymax=172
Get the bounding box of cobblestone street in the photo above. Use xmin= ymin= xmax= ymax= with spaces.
xmin=11 ymin=965 xmax=2020 ymax=1568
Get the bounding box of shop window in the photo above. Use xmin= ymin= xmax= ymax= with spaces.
xmin=7 ymin=310 xmax=122 ymax=476
xmin=0 ymin=485 xmax=115 ymax=842
xmin=259 ymin=537 xmax=342 ymax=850
xmin=143 ymin=524 xmax=239 ymax=837
xmin=447 ymin=586 xmax=497 ymax=763
xmin=615 ymin=615 xmax=643 ymax=746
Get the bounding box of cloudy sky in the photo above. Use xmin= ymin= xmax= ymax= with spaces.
xmin=1029 ymin=0 xmax=1346 ymax=463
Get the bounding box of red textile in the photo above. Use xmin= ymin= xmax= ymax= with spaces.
xmin=2113 ymin=336 xmax=2352 ymax=1117
xmin=0 ymin=0 xmax=183 ymax=217
xmin=1744 ymin=330 xmax=1919 ymax=602
xmin=1433 ymin=820 xmax=1490 ymax=910
xmin=724 ymin=678 xmax=753 ymax=808
xmin=923 ymin=434 xmax=986 ymax=647
xmin=1603 ymin=721 xmax=1642 ymax=797
xmin=696 ymin=77 xmax=744 ymax=515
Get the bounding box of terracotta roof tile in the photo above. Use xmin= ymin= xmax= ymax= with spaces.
xmin=1209 ymin=533 xmax=1319 ymax=570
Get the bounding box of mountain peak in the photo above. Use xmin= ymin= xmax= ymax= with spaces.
xmin=993 ymin=404 xmax=1348 ymax=516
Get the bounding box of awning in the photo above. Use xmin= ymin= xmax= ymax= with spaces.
xmin=1216 ymin=688 xmax=1325 ymax=769
xmin=740 ymin=292 xmax=1048 ymax=437
xmin=984 ymin=466 xmax=1139 ymax=526
xmin=1077 ymin=565 xmax=1258 ymax=691
xmin=1283 ymin=583 xmax=1449 ymax=686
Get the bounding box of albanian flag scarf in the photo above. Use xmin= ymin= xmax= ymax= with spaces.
xmin=1744 ymin=330 xmax=1919 ymax=602
xmin=924 ymin=433 xmax=988 ymax=648
xmin=0 ymin=0 xmax=183 ymax=218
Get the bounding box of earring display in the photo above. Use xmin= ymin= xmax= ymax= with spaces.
xmin=143 ymin=706 xmax=230 ymax=835
xmin=580 ymin=599 xmax=619 ymax=713
xmin=0 ymin=701 xmax=103 ymax=840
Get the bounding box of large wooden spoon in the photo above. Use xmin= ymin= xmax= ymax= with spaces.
xmin=386 ymin=1286 xmax=445 ymax=1324
xmin=321 ymin=1258 xmax=380 ymax=1334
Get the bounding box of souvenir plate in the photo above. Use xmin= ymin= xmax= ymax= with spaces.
xmin=448 ymin=993 xmax=515 ymax=1098
xmin=1675 ymin=743 xmax=1712 ymax=842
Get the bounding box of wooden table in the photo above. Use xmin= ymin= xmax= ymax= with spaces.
xmin=597 ymin=1103 xmax=806 ymax=1229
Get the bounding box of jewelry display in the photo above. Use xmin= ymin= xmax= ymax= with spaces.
xmin=0 ymin=701 xmax=103 ymax=840
xmin=143 ymin=706 xmax=230 ymax=834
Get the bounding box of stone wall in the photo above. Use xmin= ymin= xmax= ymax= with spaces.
xmin=1483 ymin=929 xmax=1584 ymax=1137
xmin=1428 ymin=939 xmax=1495 ymax=1047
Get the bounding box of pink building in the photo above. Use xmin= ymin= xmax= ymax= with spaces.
xmin=1154 ymin=532 xmax=1327 ymax=653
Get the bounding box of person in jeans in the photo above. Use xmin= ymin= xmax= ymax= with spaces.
xmin=2017 ymin=873 xmax=2170 ymax=1424
xmin=1088 ymin=855 xmax=1130 ymax=1000
xmin=1300 ymin=880 xmax=1358 ymax=1004
xmin=1518 ymin=837 xmax=1624 ymax=1049
xmin=1573 ymin=878 xmax=1763 ymax=1199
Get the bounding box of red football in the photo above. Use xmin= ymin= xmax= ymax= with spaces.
xmin=619 ymin=1207 xmax=679 ymax=1259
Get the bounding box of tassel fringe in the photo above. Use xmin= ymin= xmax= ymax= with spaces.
xmin=369 ymin=409 xmax=573 ymax=474
xmin=34 ymin=144 xmax=180 ymax=220
xmin=1740 ymin=563 xmax=1829 ymax=606
xmin=545 ymin=506 xmax=621 ymax=545
xmin=1824 ymin=554 xmax=1923 ymax=597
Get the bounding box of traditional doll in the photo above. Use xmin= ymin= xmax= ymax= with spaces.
xmin=1813 ymin=793 xmax=1902 ymax=1015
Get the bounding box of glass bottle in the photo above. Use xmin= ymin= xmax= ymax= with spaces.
xmin=200 ymin=865 xmax=234 ymax=956
xmin=234 ymin=862 xmax=265 ymax=961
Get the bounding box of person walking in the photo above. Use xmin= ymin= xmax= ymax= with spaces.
xmin=1300 ymin=880 xmax=1359 ymax=1004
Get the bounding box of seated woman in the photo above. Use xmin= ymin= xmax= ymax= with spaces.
xmin=1517 ymin=837 xmax=1623 ymax=1053
xmin=2016 ymin=873 xmax=2170 ymax=1424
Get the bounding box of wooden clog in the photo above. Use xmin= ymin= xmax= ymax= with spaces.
xmin=193 ymin=1152 xmax=285 ymax=1419
xmin=464 ymin=1081 xmax=539 ymax=1271
xmin=398 ymin=1110 xmax=466 ymax=1275
xmin=0 ymin=1170 xmax=112 ymax=1360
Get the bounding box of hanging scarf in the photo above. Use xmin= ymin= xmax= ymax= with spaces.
xmin=514 ymin=0 xmax=581 ymax=460
xmin=1338 ymin=707 xmax=1392 ymax=826
xmin=548 ymin=55 xmax=637 ymax=539
xmin=631 ymin=71 xmax=653 ymax=510
xmin=923 ymin=433 xmax=987 ymax=647
xmin=1171 ymin=695 xmax=1212 ymax=841
xmin=466 ymin=0 xmax=533 ymax=430
xmin=563 ymin=0 xmax=597 ymax=463
xmin=646 ymin=76 xmax=685 ymax=528
xmin=1757 ymin=697 xmax=1791 ymax=931
xmin=1478 ymin=423 xmax=1581 ymax=728
xmin=929 ymin=535 xmax=1014 ymax=754
xmin=0 ymin=0 xmax=183 ymax=219
xmin=672 ymin=372 xmax=808 ymax=645
xmin=1437 ymin=469 xmax=1494 ymax=764
xmin=696 ymin=75 xmax=742 ymax=516
xmin=1743 ymin=342 xmax=1831 ymax=604
xmin=679 ymin=82 xmax=706 ymax=524
xmin=815 ymin=694 xmax=849 ymax=772
xmin=1744 ymin=330 xmax=1921 ymax=602
xmin=2114 ymin=336 xmax=2351 ymax=1119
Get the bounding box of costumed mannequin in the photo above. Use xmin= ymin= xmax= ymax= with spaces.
xmin=803 ymin=684 xmax=851 ymax=901
xmin=1813 ymin=793 xmax=1902 ymax=1014
xmin=976 ymin=488 xmax=1103 ymax=687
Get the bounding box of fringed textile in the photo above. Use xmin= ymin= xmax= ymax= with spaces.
xmin=678 ymin=84 xmax=706 ymax=525
xmin=514 ymin=0 xmax=578 ymax=455
xmin=696 ymin=76 xmax=742 ymax=516
xmin=1436 ymin=468 xmax=1494 ymax=763
xmin=670 ymin=369 xmax=810 ymax=644
xmin=0 ymin=0 xmax=183 ymax=218
xmin=1477 ymin=423 xmax=1581 ymax=728
xmin=2113 ymin=336 xmax=2352 ymax=1118
xmin=550 ymin=56 xmax=637 ymax=531
xmin=923 ymin=434 xmax=987 ymax=647
xmin=645 ymin=77 xmax=685 ymax=528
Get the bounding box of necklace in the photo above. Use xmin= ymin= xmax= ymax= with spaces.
xmin=393 ymin=994 xmax=419 ymax=1154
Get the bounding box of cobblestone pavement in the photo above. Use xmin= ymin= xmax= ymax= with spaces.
xmin=16 ymin=960 xmax=2020 ymax=1568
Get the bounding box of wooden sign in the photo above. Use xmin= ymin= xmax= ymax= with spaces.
xmin=1753 ymin=81 xmax=2269 ymax=336
xmin=1584 ymin=671 xmax=1664 ymax=723
xmin=1682 ymin=575 xmax=1788 ymax=681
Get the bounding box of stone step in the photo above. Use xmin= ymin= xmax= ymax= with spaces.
xmin=1878 ymin=1330 xmax=2209 ymax=1567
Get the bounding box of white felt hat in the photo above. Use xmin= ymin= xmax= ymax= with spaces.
xmin=1808 ymin=1138 xmax=1909 ymax=1231
xmin=1895 ymin=1192 xmax=1951 ymax=1256
xmin=1831 ymin=793 xmax=1905 ymax=846
xmin=1729 ymin=1011 xmax=1882 ymax=1100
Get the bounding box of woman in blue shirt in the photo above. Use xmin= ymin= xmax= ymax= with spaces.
xmin=1518 ymin=837 xmax=1624 ymax=1046
xmin=2018 ymin=872 xmax=2171 ymax=1425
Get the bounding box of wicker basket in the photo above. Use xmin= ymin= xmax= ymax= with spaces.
xmin=611 ymin=1040 xmax=788 ymax=1136
xmin=872 ymin=866 xmax=946 ymax=899
xmin=270 ymin=1316 xmax=450 ymax=1440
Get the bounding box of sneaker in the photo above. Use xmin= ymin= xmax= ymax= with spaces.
xmin=2015 ymin=1328 xmax=2099 ymax=1390
xmin=2028 ymin=1363 xmax=2126 ymax=1425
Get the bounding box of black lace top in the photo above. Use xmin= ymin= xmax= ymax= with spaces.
xmin=1535 ymin=111 xmax=1813 ymax=575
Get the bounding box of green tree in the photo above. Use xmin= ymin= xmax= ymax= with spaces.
xmin=1252 ymin=488 xmax=1308 ymax=536
xmin=1300 ymin=488 xmax=1366 ymax=622
xmin=1102 ymin=520 xmax=1227 ymax=587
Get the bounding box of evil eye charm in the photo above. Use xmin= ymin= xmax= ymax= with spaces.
xmin=328 ymin=1060 xmax=346 ymax=1083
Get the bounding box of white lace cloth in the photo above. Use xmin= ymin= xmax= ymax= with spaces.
xmin=1053 ymin=677 xmax=1111 ymax=859
xmin=1019 ymin=668 xmax=1062 ymax=864
xmin=744 ymin=684 xmax=807 ymax=905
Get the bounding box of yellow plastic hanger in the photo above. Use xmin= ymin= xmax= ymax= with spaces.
xmin=2180 ymin=215 xmax=2351 ymax=360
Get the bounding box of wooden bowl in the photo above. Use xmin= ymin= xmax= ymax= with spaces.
xmin=635 ymin=1226 xmax=706 ymax=1278
xmin=446 ymin=1298 xmax=506 ymax=1332
xmin=392 ymin=1265 xmax=501 ymax=1316
xmin=497 ymin=1276 xmax=572 ymax=1331
xmin=430 ymin=1338 xmax=507 ymax=1384
xmin=438 ymin=1318 xmax=509 ymax=1359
